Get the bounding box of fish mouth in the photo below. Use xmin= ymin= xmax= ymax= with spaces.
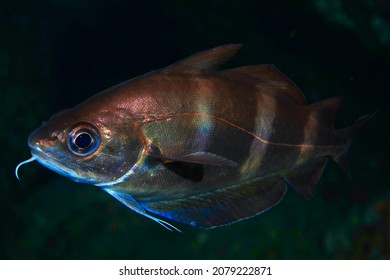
xmin=30 ymin=148 xmax=80 ymax=181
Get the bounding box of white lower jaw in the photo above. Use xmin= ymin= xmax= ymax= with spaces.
xmin=31 ymin=149 xmax=87 ymax=183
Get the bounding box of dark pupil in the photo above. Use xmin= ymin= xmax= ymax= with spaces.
xmin=75 ymin=133 xmax=92 ymax=149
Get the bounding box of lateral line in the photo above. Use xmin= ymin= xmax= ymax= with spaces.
xmin=143 ymin=112 xmax=343 ymax=149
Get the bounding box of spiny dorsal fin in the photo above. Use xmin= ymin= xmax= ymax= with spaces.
xmin=163 ymin=44 xmax=242 ymax=75
xmin=220 ymin=65 xmax=307 ymax=105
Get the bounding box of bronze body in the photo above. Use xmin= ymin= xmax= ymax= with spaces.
xmin=21 ymin=45 xmax=369 ymax=230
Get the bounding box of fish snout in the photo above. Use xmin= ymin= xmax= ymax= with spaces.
xmin=27 ymin=128 xmax=45 ymax=151
xmin=27 ymin=126 xmax=64 ymax=153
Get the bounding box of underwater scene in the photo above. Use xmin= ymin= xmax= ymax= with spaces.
xmin=1 ymin=0 xmax=389 ymax=259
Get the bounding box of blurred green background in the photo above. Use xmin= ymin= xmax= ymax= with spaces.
xmin=1 ymin=0 xmax=389 ymax=259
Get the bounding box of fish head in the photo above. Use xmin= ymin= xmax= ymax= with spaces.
xmin=27 ymin=105 xmax=146 ymax=185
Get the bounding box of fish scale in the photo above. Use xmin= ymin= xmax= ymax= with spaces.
xmin=16 ymin=44 xmax=371 ymax=231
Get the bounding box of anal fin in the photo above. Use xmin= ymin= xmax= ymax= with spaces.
xmin=284 ymin=158 xmax=328 ymax=199
xmin=141 ymin=175 xmax=287 ymax=229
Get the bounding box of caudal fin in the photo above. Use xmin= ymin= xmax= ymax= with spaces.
xmin=334 ymin=112 xmax=375 ymax=176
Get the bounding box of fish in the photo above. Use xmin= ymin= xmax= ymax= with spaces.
xmin=16 ymin=44 xmax=371 ymax=231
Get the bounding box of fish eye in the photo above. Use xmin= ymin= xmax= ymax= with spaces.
xmin=68 ymin=124 xmax=100 ymax=156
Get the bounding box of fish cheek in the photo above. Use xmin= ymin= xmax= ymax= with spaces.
xmin=87 ymin=132 xmax=144 ymax=182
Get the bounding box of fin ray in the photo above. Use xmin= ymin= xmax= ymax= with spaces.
xmin=149 ymin=150 xmax=238 ymax=167
xmin=163 ymin=44 xmax=242 ymax=75
xmin=104 ymin=188 xmax=181 ymax=232
xmin=220 ymin=64 xmax=307 ymax=105
xmin=302 ymin=96 xmax=345 ymax=129
xmin=333 ymin=111 xmax=376 ymax=176
xmin=284 ymin=158 xmax=328 ymax=199
xmin=142 ymin=175 xmax=287 ymax=229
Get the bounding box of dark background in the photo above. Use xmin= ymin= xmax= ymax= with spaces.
xmin=1 ymin=0 xmax=389 ymax=259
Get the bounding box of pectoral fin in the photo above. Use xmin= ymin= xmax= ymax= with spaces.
xmin=141 ymin=175 xmax=287 ymax=229
xmin=163 ymin=161 xmax=204 ymax=182
xmin=148 ymin=151 xmax=236 ymax=182
xmin=149 ymin=150 xmax=238 ymax=167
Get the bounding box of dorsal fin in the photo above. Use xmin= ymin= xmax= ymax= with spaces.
xmin=220 ymin=65 xmax=307 ymax=105
xmin=162 ymin=44 xmax=242 ymax=75
xmin=303 ymin=96 xmax=345 ymax=129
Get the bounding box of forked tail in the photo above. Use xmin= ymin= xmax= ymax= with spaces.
xmin=302 ymin=96 xmax=374 ymax=175
xmin=333 ymin=112 xmax=375 ymax=176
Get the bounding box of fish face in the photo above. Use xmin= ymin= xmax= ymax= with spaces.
xmin=16 ymin=44 xmax=371 ymax=231
xmin=27 ymin=108 xmax=145 ymax=186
